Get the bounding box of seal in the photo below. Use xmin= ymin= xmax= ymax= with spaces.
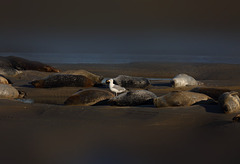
xmin=0 ymin=68 xmax=22 ymax=76
xmin=0 ymin=56 xmax=22 ymax=76
xmin=61 ymin=69 xmax=103 ymax=84
xmin=109 ymin=90 xmax=157 ymax=106
xmin=0 ymin=56 xmax=60 ymax=73
xmin=191 ymin=87 xmax=231 ymax=100
xmin=31 ymin=74 xmax=95 ymax=88
xmin=112 ymin=75 xmax=150 ymax=88
xmin=64 ymin=89 xmax=114 ymax=106
xmin=0 ymin=84 xmax=25 ymax=99
xmin=0 ymin=75 xmax=12 ymax=84
xmin=154 ymin=91 xmax=215 ymax=107
xmin=171 ymin=74 xmax=203 ymax=88
xmin=218 ymin=91 xmax=240 ymax=114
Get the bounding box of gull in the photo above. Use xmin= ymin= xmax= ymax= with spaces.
xmin=106 ymin=79 xmax=126 ymax=96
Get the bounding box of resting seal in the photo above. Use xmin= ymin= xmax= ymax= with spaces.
xmin=61 ymin=69 xmax=103 ymax=84
xmin=112 ymin=75 xmax=150 ymax=88
xmin=31 ymin=74 xmax=95 ymax=88
xmin=109 ymin=90 xmax=157 ymax=106
xmin=0 ymin=56 xmax=59 ymax=73
xmin=0 ymin=68 xmax=22 ymax=76
xmin=171 ymin=74 xmax=203 ymax=88
xmin=0 ymin=84 xmax=25 ymax=99
xmin=64 ymin=89 xmax=114 ymax=106
xmin=154 ymin=91 xmax=214 ymax=107
xmin=218 ymin=91 xmax=240 ymax=114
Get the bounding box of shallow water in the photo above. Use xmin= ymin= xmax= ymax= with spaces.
xmin=1 ymin=52 xmax=240 ymax=64
xmin=102 ymin=77 xmax=171 ymax=83
xmin=15 ymin=99 xmax=34 ymax=104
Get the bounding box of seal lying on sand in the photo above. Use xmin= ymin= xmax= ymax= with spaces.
xmin=112 ymin=75 xmax=150 ymax=88
xmin=61 ymin=69 xmax=103 ymax=84
xmin=0 ymin=56 xmax=59 ymax=73
xmin=31 ymin=74 xmax=95 ymax=88
xmin=0 ymin=84 xmax=25 ymax=99
xmin=109 ymin=90 xmax=157 ymax=106
xmin=171 ymin=74 xmax=203 ymax=88
xmin=0 ymin=67 xmax=22 ymax=76
xmin=218 ymin=91 xmax=240 ymax=114
xmin=191 ymin=87 xmax=231 ymax=100
xmin=154 ymin=91 xmax=214 ymax=107
xmin=64 ymin=89 xmax=114 ymax=106
xmin=0 ymin=57 xmax=22 ymax=76
xmin=0 ymin=75 xmax=12 ymax=84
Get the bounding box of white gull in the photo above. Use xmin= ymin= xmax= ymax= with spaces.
xmin=107 ymin=79 xmax=126 ymax=96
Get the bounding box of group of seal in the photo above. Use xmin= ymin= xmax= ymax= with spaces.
xmin=1 ymin=56 xmax=239 ymax=118
xmin=65 ymin=75 xmax=154 ymax=106
xmin=152 ymin=73 xmax=240 ymax=114
xmin=0 ymin=74 xmax=24 ymax=99
xmin=0 ymin=56 xmax=109 ymax=104
xmin=102 ymin=75 xmax=157 ymax=106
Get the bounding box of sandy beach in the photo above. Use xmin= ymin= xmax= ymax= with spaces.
xmin=1 ymin=62 xmax=240 ymax=164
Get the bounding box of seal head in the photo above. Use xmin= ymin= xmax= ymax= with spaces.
xmin=219 ymin=91 xmax=240 ymax=114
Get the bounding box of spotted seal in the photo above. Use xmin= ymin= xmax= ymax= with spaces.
xmin=112 ymin=75 xmax=150 ymax=88
xmin=31 ymin=74 xmax=95 ymax=88
xmin=171 ymin=74 xmax=203 ymax=88
xmin=0 ymin=67 xmax=22 ymax=76
xmin=109 ymin=90 xmax=157 ymax=106
xmin=0 ymin=84 xmax=25 ymax=99
xmin=64 ymin=89 xmax=114 ymax=106
xmin=218 ymin=91 xmax=240 ymax=114
xmin=154 ymin=91 xmax=215 ymax=107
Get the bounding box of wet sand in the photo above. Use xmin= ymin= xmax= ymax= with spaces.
xmin=1 ymin=62 xmax=240 ymax=164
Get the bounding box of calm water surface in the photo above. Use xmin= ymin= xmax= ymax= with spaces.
xmin=0 ymin=52 xmax=239 ymax=64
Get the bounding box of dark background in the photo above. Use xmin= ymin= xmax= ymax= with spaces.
xmin=0 ymin=0 xmax=239 ymax=54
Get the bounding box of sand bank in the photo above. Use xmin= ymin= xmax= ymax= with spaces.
xmin=1 ymin=62 xmax=240 ymax=164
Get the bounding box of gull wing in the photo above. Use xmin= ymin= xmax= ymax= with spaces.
xmin=112 ymin=85 xmax=126 ymax=92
